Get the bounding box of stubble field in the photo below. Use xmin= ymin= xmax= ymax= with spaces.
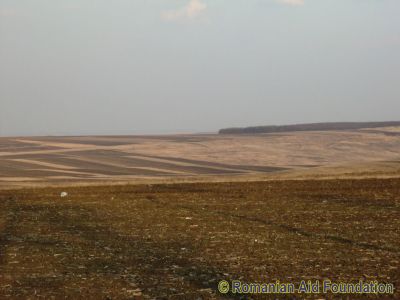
xmin=0 ymin=178 xmax=399 ymax=299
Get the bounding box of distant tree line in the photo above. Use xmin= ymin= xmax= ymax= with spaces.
xmin=219 ymin=121 xmax=400 ymax=135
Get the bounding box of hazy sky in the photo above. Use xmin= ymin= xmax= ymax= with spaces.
xmin=1 ymin=0 xmax=399 ymax=136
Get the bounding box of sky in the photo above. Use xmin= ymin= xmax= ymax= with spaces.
xmin=0 ymin=0 xmax=399 ymax=136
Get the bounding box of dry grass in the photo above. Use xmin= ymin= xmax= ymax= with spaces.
xmin=0 ymin=178 xmax=399 ymax=299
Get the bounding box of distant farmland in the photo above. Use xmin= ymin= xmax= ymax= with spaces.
xmin=219 ymin=121 xmax=400 ymax=134
xmin=1 ymin=126 xmax=400 ymax=188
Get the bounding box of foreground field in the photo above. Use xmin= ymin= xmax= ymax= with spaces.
xmin=0 ymin=178 xmax=399 ymax=299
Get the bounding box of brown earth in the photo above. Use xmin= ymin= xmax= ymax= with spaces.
xmin=0 ymin=178 xmax=399 ymax=299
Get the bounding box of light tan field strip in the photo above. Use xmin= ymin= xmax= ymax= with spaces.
xmin=127 ymin=166 xmax=193 ymax=175
xmin=9 ymin=159 xmax=79 ymax=170
xmin=0 ymin=145 xmax=109 ymax=158
xmin=13 ymin=139 xmax=95 ymax=149
xmin=25 ymin=168 xmax=104 ymax=177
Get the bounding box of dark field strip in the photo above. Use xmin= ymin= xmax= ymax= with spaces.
xmin=131 ymin=153 xmax=287 ymax=173
xmin=0 ymin=160 xmax=81 ymax=178
xmin=67 ymin=151 xmax=246 ymax=175
xmin=0 ymin=145 xmax=61 ymax=153
xmin=0 ymin=178 xmax=399 ymax=299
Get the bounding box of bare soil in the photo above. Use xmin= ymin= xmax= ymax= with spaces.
xmin=0 ymin=178 xmax=399 ymax=299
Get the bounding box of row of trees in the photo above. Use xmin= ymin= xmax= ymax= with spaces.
xmin=219 ymin=121 xmax=400 ymax=134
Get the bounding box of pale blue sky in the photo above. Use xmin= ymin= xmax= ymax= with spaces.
xmin=1 ymin=0 xmax=399 ymax=136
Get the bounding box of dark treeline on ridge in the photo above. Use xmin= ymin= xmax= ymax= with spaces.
xmin=219 ymin=121 xmax=400 ymax=134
